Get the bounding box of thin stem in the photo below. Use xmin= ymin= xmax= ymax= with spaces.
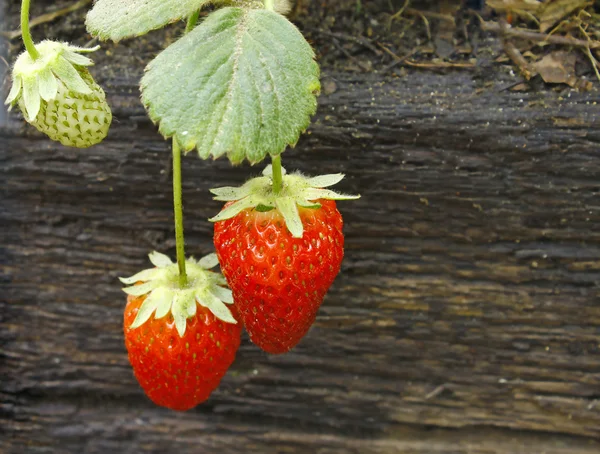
xmin=264 ymin=0 xmax=275 ymax=11
xmin=186 ymin=10 xmax=200 ymax=34
xmin=271 ymin=154 xmax=283 ymax=194
xmin=21 ymin=0 xmax=39 ymax=60
xmin=172 ymin=139 xmax=188 ymax=288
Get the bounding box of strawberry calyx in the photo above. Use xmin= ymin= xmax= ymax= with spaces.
xmin=5 ymin=40 xmax=101 ymax=121
xmin=120 ymin=251 xmax=236 ymax=337
xmin=209 ymin=164 xmax=360 ymax=238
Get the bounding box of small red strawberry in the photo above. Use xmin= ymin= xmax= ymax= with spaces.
xmin=211 ymin=165 xmax=359 ymax=354
xmin=121 ymin=251 xmax=241 ymax=411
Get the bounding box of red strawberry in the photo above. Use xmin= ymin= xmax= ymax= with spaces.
xmin=210 ymin=165 xmax=359 ymax=354
xmin=120 ymin=251 xmax=241 ymax=411
xmin=214 ymin=199 xmax=344 ymax=353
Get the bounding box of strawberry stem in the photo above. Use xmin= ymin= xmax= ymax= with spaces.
xmin=21 ymin=0 xmax=40 ymax=60
xmin=172 ymin=139 xmax=188 ymax=287
xmin=169 ymin=8 xmax=200 ymax=288
xmin=185 ymin=10 xmax=200 ymax=33
xmin=271 ymin=154 xmax=283 ymax=195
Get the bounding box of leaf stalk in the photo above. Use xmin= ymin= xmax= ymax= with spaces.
xmin=172 ymin=139 xmax=188 ymax=288
xmin=186 ymin=10 xmax=200 ymax=33
xmin=271 ymin=154 xmax=283 ymax=194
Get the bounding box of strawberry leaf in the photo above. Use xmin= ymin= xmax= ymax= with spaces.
xmin=86 ymin=0 xmax=211 ymax=41
xmin=141 ymin=7 xmax=320 ymax=164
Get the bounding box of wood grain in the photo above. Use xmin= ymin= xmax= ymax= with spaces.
xmin=2 ymin=0 xmax=600 ymax=452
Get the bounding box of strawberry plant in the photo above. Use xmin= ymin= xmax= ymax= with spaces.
xmin=6 ymin=0 xmax=359 ymax=410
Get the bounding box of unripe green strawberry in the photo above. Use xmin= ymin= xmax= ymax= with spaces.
xmin=5 ymin=40 xmax=112 ymax=148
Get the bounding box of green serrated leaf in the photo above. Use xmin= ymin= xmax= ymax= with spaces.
xmin=86 ymin=0 xmax=212 ymax=42
xmin=141 ymin=7 xmax=320 ymax=165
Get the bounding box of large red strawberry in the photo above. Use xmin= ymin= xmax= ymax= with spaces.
xmin=211 ymin=164 xmax=359 ymax=354
xmin=120 ymin=251 xmax=241 ymax=411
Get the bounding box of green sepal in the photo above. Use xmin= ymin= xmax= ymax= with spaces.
xmin=255 ymin=204 xmax=275 ymax=212
xmin=38 ymin=69 xmax=58 ymax=101
xmin=210 ymin=164 xmax=360 ymax=238
xmin=121 ymin=252 xmax=237 ymax=337
xmin=5 ymin=41 xmax=102 ymax=121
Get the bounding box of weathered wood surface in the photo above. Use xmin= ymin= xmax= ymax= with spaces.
xmin=2 ymin=1 xmax=600 ymax=453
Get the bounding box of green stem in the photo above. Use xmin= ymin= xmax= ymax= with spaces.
xmin=172 ymin=139 xmax=188 ymax=288
xmin=271 ymin=154 xmax=283 ymax=194
xmin=185 ymin=10 xmax=200 ymax=33
xmin=21 ymin=0 xmax=39 ymax=60
xmin=172 ymin=13 xmax=198 ymax=288
xmin=264 ymin=0 xmax=275 ymax=11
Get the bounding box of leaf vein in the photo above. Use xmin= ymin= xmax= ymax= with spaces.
xmin=210 ymin=9 xmax=249 ymax=159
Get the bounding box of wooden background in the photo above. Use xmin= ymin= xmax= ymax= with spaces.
xmin=2 ymin=1 xmax=600 ymax=452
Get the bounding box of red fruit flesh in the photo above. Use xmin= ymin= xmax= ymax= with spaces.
xmin=124 ymin=294 xmax=241 ymax=411
xmin=214 ymin=199 xmax=344 ymax=354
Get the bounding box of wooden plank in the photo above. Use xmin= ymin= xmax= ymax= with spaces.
xmin=2 ymin=0 xmax=600 ymax=452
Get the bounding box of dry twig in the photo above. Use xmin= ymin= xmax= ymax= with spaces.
xmin=378 ymin=43 xmax=474 ymax=70
xmin=497 ymin=19 xmax=535 ymax=79
xmin=312 ymin=29 xmax=382 ymax=56
xmin=480 ymin=20 xmax=600 ymax=50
